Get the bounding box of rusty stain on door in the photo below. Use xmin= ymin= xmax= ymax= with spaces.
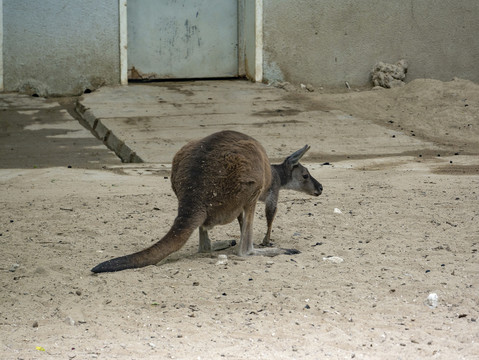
xmin=128 ymin=0 xmax=238 ymax=80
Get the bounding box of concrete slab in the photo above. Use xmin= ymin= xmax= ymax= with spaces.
xmin=77 ymin=80 xmax=438 ymax=164
xmin=0 ymin=93 xmax=120 ymax=169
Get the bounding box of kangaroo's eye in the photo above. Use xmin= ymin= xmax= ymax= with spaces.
xmin=303 ymin=174 xmax=309 ymax=179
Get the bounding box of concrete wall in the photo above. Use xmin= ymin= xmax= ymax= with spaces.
xmin=3 ymin=1 xmax=477 ymax=95
xmin=263 ymin=0 xmax=479 ymax=88
xmin=3 ymin=0 xmax=120 ymax=96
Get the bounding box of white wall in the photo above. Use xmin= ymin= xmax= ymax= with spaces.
xmin=2 ymin=1 xmax=478 ymax=95
xmin=263 ymin=0 xmax=479 ymax=88
xmin=3 ymin=0 xmax=120 ymax=96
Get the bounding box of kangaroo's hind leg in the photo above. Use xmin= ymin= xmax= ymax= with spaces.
xmin=237 ymin=204 xmax=256 ymax=256
xmin=237 ymin=202 xmax=299 ymax=257
xmin=198 ymin=227 xmax=236 ymax=253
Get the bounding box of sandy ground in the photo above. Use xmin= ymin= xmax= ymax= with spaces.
xmin=1 ymin=79 xmax=478 ymax=359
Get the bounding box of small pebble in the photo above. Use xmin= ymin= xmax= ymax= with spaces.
xmin=323 ymin=256 xmax=344 ymax=264
xmin=426 ymin=293 xmax=438 ymax=309
xmin=215 ymin=254 xmax=228 ymax=265
xmin=64 ymin=317 xmax=75 ymax=326
xmin=9 ymin=263 xmax=20 ymax=272
xmin=33 ymin=321 xmax=39 ymax=328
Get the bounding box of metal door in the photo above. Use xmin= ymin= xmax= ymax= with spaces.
xmin=127 ymin=0 xmax=238 ymax=80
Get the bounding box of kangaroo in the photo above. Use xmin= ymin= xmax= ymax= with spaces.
xmin=91 ymin=130 xmax=322 ymax=273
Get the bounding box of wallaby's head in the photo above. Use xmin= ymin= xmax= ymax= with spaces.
xmin=283 ymin=145 xmax=323 ymax=196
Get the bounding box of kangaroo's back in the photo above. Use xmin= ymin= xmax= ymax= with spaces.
xmin=91 ymin=130 xmax=273 ymax=273
xmin=171 ymin=131 xmax=272 ymax=225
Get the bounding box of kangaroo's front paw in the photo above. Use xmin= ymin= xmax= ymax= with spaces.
xmin=259 ymin=241 xmax=275 ymax=248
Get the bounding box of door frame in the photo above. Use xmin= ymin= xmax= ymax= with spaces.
xmin=119 ymin=0 xmax=128 ymax=85
xmin=0 ymin=0 xmax=3 ymax=91
xmin=118 ymin=0 xmax=263 ymax=84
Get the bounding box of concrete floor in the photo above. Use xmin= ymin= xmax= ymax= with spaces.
xmin=76 ymin=80 xmax=437 ymax=165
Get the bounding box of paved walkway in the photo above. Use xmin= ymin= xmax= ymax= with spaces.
xmin=0 ymin=93 xmax=119 ymax=169
xmin=77 ymin=80 xmax=435 ymax=165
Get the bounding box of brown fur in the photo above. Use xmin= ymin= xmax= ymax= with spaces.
xmin=91 ymin=130 xmax=321 ymax=273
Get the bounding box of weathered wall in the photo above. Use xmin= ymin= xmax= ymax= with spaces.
xmin=3 ymin=0 xmax=120 ymax=96
xmin=263 ymin=0 xmax=479 ymax=88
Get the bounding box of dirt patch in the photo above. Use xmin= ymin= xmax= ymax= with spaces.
xmin=307 ymin=78 xmax=479 ymax=154
xmin=252 ymin=119 xmax=306 ymax=128
xmin=1 ymin=80 xmax=479 ymax=359
xmin=253 ymin=107 xmax=302 ymax=117
xmin=433 ymin=164 xmax=479 ymax=175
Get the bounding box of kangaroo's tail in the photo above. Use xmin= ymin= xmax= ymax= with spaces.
xmin=91 ymin=212 xmax=205 ymax=273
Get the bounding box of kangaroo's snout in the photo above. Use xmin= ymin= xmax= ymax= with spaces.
xmin=313 ymin=179 xmax=323 ymax=196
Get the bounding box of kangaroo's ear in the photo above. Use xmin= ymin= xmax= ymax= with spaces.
xmin=285 ymin=145 xmax=310 ymax=169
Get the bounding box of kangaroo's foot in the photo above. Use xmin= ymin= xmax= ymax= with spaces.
xmin=248 ymin=247 xmax=300 ymax=257
xmin=260 ymin=236 xmax=274 ymax=247
xmin=211 ymin=240 xmax=237 ymax=252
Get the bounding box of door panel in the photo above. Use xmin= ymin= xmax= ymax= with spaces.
xmin=128 ymin=0 xmax=238 ymax=79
